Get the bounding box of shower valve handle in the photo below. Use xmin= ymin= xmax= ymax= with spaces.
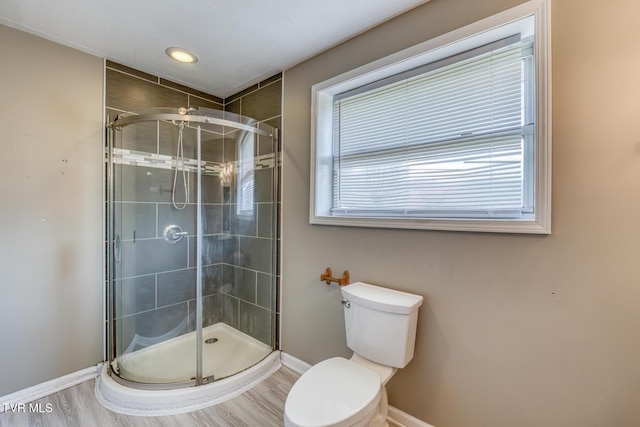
xmin=163 ymin=225 xmax=188 ymax=244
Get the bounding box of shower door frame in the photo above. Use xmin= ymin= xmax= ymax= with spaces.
xmin=106 ymin=111 xmax=278 ymax=390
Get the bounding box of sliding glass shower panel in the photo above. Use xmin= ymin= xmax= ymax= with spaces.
xmin=198 ymin=123 xmax=276 ymax=382
xmin=107 ymin=108 xmax=276 ymax=389
xmin=111 ymin=115 xmax=198 ymax=384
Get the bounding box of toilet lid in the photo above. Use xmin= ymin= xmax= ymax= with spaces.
xmin=285 ymin=357 xmax=381 ymax=427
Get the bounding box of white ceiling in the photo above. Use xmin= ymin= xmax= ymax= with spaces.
xmin=0 ymin=0 xmax=427 ymax=98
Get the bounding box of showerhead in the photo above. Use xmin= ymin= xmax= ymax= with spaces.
xmin=173 ymin=106 xmax=197 ymax=129
xmin=177 ymin=107 xmax=198 ymax=116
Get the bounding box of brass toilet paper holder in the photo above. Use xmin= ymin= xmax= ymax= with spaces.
xmin=320 ymin=267 xmax=350 ymax=286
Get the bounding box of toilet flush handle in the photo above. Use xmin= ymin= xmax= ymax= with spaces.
xmin=341 ymin=300 xmax=351 ymax=308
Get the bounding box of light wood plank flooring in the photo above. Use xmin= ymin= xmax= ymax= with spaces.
xmin=0 ymin=367 xmax=299 ymax=427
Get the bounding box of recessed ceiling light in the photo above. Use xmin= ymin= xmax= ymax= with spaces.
xmin=166 ymin=47 xmax=198 ymax=64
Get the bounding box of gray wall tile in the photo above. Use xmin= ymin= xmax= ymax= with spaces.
xmin=257 ymin=203 xmax=273 ymax=239
xmin=226 ymin=99 xmax=241 ymax=115
xmin=114 ymin=165 xmax=175 ymax=203
xmin=254 ymin=168 xmax=274 ymax=203
xmin=115 ymin=275 xmax=156 ymax=317
xmin=109 ymin=108 xmax=159 ymax=153
xmin=239 ymin=301 xmax=272 ymax=346
xmin=259 ymin=73 xmax=282 ymax=88
xmin=158 ymin=121 xmax=197 ymax=159
xmin=258 ymin=120 xmax=279 ymax=156
xmin=222 ymin=265 xmax=257 ymax=303
xmin=117 ymin=238 xmax=188 ymax=278
xmin=202 ymin=205 xmax=224 ymax=234
xmin=189 ymin=235 xmax=224 ymax=267
xmin=256 ymin=272 xmax=272 ymax=310
xmin=228 ymin=204 xmax=257 ymax=236
xmin=222 ymin=235 xmax=240 ymax=265
xmin=202 ymin=294 xmax=222 ymax=327
xmin=221 ymin=294 xmax=239 ymax=328
xmin=202 ymin=205 xmax=224 ymax=235
xmin=158 ymin=203 xmax=195 ymax=238
xmin=157 ymin=268 xmax=196 ymax=307
xmin=201 ymin=132 xmax=225 ymax=163
xmin=203 ymin=265 xmax=223 ymax=295
xmin=189 ymin=96 xmax=224 ymax=111
xmin=240 ymin=236 xmax=272 ymax=274
xmin=117 ymin=302 xmax=190 ymax=355
xmin=224 ymin=135 xmax=237 ymax=164
xmin=115 ymin=202 xmax=157 ymax=241
xmin=159 ymin=78 xmax=223 ymax=104
xmin=158 ymin=123 xmax=225 ymax=164
xmin=226 ymin=84 xmax=258 ymax=104
xmin=187 ymin=294 xmax=223 ymax=331
xmin=201 ymin=173 xmax=223 ymax=204
xmin=106 ymin=61 xmax=157 ymax=83
xmin=106 ymin=68 xmax=188 ymax=112
xmin=240 ymin=80 xmax=281 ymax=121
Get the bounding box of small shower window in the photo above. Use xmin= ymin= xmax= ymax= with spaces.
xmin=310 ymin=0 xmax=551 ymax=234
xmin=237 ymin=132 xmax=255 ymax=216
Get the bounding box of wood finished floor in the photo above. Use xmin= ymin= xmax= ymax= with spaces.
xmin=0 ymin=367 xmax=300 ymax=427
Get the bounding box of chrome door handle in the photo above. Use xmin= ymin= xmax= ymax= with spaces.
xmin=114 ymin=234 xmax=121 ymax=263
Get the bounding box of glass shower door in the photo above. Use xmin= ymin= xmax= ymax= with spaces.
xmin=107 ymin=108 xmax=276 ymax=389
xmin=198 ymin=121 xmax=276 ymax=383
xmin=109 ymin=112 xmax=200 ymax=386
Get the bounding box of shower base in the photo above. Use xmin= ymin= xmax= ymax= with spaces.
xmin=96 ymin=323 xmax=280 ymax=416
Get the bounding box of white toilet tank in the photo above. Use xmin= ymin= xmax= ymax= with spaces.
xmin=341 ymin=282 xmax=423 ymax=369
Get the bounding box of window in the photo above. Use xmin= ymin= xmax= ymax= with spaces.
xmin=237 ymin=132 xmax=255 ymax=216
xmin=310 ymin=0 xmax=550 ymax=234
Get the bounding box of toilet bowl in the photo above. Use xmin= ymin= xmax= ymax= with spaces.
xmin=284 ymin=282 xmax=423 ymax=427
xmin=284 ymin=357 xmax=382 ymax=427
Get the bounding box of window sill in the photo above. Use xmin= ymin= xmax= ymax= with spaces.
xmin=309 ymin=215 xmax=550 ymax=235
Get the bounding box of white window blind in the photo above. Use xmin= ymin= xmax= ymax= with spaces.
xmin=332 ymin=37 xmax=534 ymax=219
xmin=237 ymin=132 xmax=255 ymax=216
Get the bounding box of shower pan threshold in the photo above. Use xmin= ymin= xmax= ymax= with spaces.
xmin=96 ymin=323 xmax=281 ymax=416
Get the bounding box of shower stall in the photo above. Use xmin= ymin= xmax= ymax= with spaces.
xmin=98 ymin=107 xmax=279 ymax=413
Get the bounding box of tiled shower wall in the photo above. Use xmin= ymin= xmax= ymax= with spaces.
xmin=224 ymin=74 xmax=283 ymax=349
xmin=106 ymin=61 xmax=281 ymax=356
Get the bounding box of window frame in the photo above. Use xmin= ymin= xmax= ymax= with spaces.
xmin=310 ymin=0 xmax=551 ymax=234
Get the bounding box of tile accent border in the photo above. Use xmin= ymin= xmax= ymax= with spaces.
xmin=0 ymin=364 xmax=102 ymax=413
xmin=280 ymin=352 xmax=434 ymax=427
xmin=110 ymin=148 xmax=276 ymax=172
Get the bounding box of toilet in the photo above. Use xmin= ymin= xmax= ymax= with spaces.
xmin=284 ymin=282 xmax=423 ymax=427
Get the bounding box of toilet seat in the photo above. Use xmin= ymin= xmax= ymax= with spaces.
xmin=284 ymin=357 xmax=382 ymax=427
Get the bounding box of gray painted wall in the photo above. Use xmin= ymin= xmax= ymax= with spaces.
xmin=281 ymin=0 xmax=640 ymax=426
xmin=0 ymin=24 xmax=104 ymax=395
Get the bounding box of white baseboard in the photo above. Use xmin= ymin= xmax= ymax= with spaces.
xmin=0 ymin=364 xmax=102 ymax=414
xmin=281 ymin=351 xmax=312 ymax=374
xmin=280 ymin=352 xmax=433 ymax=427
xmin=388 ymin=406 xmax=434 ymax=427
